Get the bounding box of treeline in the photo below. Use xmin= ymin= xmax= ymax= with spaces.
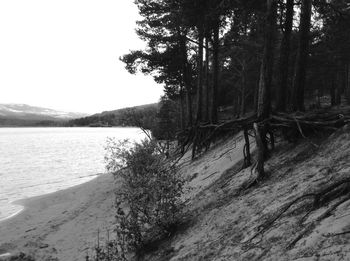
xmin=121 ymin=0 xmax=350 ymax=127
xmin=121 ymin=0 xmax=350 ymax=174
xmin=68 ymin=103 xmax=159 ymax=127
xmin=0 ymin=117 xmax=66 ymax=127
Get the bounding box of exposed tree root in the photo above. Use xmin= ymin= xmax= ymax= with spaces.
xmin=287 ymin=193 xmax=350 ymax=249
xmin=324 ymin=230 xmax=350 ymax=237
xmin=179 ymin=106 xmax=350 ymax=160
xmin=247 ymin=178 xmax=350 ymax=246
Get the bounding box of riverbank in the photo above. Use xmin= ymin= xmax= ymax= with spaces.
xmin=0 ymin=173 xmax=117 ymax=261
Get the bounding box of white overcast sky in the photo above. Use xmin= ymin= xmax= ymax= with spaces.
xmin=0 ymin=0 xmax=163 ymax=114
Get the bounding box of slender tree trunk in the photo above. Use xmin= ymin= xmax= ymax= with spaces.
xmin=335 ymin=61 xmax=342 ymax=105
xmin=240 ymin=57 xmax=247 ymax=116
xmin=331 ymin=74 xmax=336 ymax=106
xmin=243 ymin=127 xmax=251 ymax=168
xmin=258 ymin=0 xmax=277 ymax=120
xmin=204 ymin=36 xmax=210 ymax=122
xmin=254 ymin=77 xmax=259 ymax=112
xmin=180 ymin=35 xmax=193 ymax=126
xmin=240 ymin=12 xmax=248 ymax=116
xmin=255 ymin=0 xmax=277 ymax=179
xmin=211 ymin=17 xmax=220 ymax=124
xmin=186 ymin=86 xmax=193 ymax=126
xmin=233 ymin=94 xmax=239 ymax=118
xmin=180 ymin=86 xmax=186 ymax=131
xmin=276 ymin=0 xmax=294 ymax=112
xmin=292 ymin=0 xmax=312 ymax=111
xmin=254 ymin=123 xmax=265 ymax=178
xmin=346 ymin=61 xmax=350 ymax=105
xmin=196 ymin=24 xmax=204 ymax=123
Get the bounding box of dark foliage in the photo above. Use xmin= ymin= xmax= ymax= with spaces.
xmin=68 ymin=103 xmax=158 ymax=128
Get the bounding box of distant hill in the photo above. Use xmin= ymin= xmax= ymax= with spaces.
xmin=68 ymin=103 xmax=158 ymax=127
xmin=0 ymin=104 xmax=88 ymax=126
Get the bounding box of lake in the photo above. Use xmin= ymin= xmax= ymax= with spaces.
xmin=0 ymin=127 xmax=145 ymax=221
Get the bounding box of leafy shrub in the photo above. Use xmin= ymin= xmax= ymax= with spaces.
xmin=104 ymin=138 xmax=184 ymax=259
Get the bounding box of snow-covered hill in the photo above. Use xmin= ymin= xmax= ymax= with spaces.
xmin=0 ymin=104 xmax=88 ymax=121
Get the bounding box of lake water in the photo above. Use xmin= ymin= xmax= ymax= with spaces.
xmin=0 ymin=127 xmax=145 ymax=221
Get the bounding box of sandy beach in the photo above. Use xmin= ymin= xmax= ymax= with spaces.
xmin=0 ymin=173 xmax=117 ymax=261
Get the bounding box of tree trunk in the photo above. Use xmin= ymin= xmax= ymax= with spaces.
xmin=335 ymin=61 xmax=342 ymax=105
xmin=211 ymin=17 xmax=220 ymax=124
xmin=196 ymin=24 xmax=204 ymax=123
xmin=180 ymin=34 xmax=193 ymax=126
xmin=243 ymin=127 xmax=251 ymax=168
xmin=240 ymin=58 xmax=247 ymax=116
xmin=276 ymin=0 xmax=294 ymax=112
xmin=179 ymin=86 xmax=186 ymax=131
xmin=255 ymin=0 xmax=277 ymax=179
xmin=257 ymin=0 xmax=277 ymax=120
xmin=254 ymin=123 xmax=265 ymax=179
xmin=346 ymin=61 xmax=350 ymax=105
xmin=204 ymin=36 xmax=210 ymax=122
xmin=331 ymin=74 xmax=336 ymax=106
xmin=254 ymin=77 xmax=259 ymax=112
xmin=240 ymin=12 xmax=248 ymax=116
xmin=234 ymin=94 xmax=240 ymax=118
xmin=292 ymin=0 xmax=312 ymax=111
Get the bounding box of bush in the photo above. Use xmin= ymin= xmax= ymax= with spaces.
xmin=103 ymin=138 xmax=184 ymax=259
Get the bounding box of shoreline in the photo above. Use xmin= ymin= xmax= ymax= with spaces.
xmin=0 ymin=173 xmax=102 ymax=223
xmin=0 ymin=173 xmax=117 ymax=261
xmin=0 ymin=209 xmax=23 ymax=224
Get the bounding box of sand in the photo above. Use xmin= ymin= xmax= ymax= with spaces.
xmin=143 ymin=128 xmax=350 ymax=260
xmin=0 ymin=173 xmax=117 ymax=261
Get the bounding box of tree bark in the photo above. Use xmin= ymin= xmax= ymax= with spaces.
xmin=346 ymin=61 xmax=350 ymax=105
xmin=257 ymin=0 xmax=277 ymax=121
xmin=196 ymin=24 xmax=204 ymax=123
xmin=240 ymin=12 xmax=248 ymax=116
xmin=180 ymin=34 xmax=193 ymax=126
xmin=243 ymin=127 xmax=251 ymax=168
xmin=335 ymin=61 xmax=342 ymax=105
xmin=204 ymin=36 xmax=210 ymax=122
xmin=240 ymin=57 xmax=247 ymax=116
xmin=331 ymin=75 xmax=336 ymax=106
xmin=211 ymin=17 xmax=220 ymax=124
xmin=292 ymin=0 xmax=312 ymax=111
xmin=179 ymin=86 xmax=186 ymax=131
xmin=254 ymin=123 xmax=265 ymax=179
xmin=276 ymin=0 xmax=294 ymax=112
xmin=255 ymin=0 xmax=277 ymax=179
xmin=254 ymin=77 xmax=259 ymax=112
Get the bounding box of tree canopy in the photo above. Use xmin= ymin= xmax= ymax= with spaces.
xmin=122 ymin=0 xmax=350 ymax=175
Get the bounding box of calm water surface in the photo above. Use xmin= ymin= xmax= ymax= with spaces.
xmin=0 ymin=127 xmax=144 ymax=221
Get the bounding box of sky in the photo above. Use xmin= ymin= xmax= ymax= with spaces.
xmin=0 ymin=0 xmax=163 ymax=114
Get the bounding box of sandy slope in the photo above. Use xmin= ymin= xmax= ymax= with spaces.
xmin=0 ymin=173 xmax=117 ymax=261
xmin=146 ymin=127 xmax=350 ymax=261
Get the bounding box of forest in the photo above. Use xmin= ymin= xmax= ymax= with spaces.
xmin=67 ymin=103 xmax=158 ymax=128
xmin=122 ymin=0 xmax=350 ymax=178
